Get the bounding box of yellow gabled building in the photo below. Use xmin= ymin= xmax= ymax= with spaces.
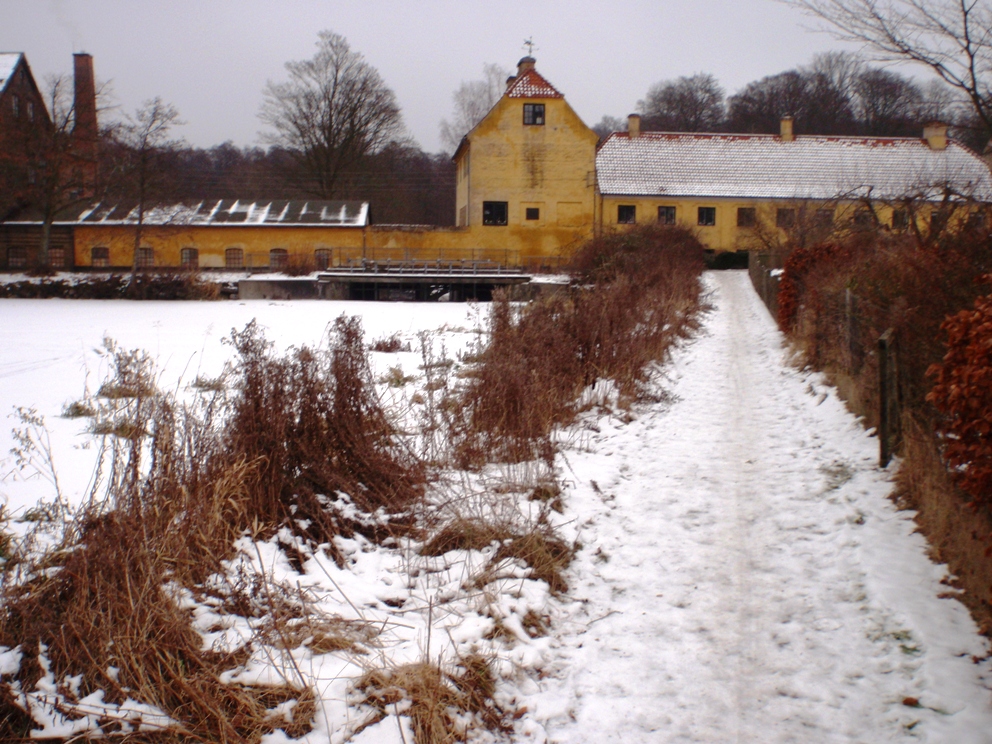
xmin=452 ymin=56 xmax=599 ymax=256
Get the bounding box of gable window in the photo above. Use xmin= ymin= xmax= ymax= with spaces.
xmin=11 ymin=94 xmax=19 ymax=118
xmin=525 ymin=207 xmax=540 ymax=221
xmin=776 ymin=208 xmax=796 ymax=228
xmin=49 ymin=247 xmax=66 ymax=269
xmin=136 ymin=247 xmax=155 ymax=268
xmin=736 ymin=207 xmax=756 ymax=227
xmin=523 ymin=103 xmax=545 ymax=125
xmin=91 ymin=246 xmax=109 ymax=267
xmin=698 ymin=207 xmax=716 ymax=226
xmin=314 ymin=248 xmax=331 ymax=270
xmin=658 ymin=206 xmax=676 ymax=225
xmin=225 ymin=247 xmax=244 ymax=269
xmin=617 ymin=205 xmax=636 ymax=224
xmin=483 ymin=201 xmax=508 ymax=226
xmin=7 ymin=247 xmax=27 ymax=269
xmin=180 ymin=247 xmax=198 ymax=268
xmin=27 ymin=101 xmax=34 ymax=121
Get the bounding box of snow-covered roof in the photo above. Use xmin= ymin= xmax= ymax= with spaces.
xmin=0 ymin=53 xmax=23 ymax=95
xmin=70 ymin=200 xmax=370 ymax=227
xmin=596 ymin=131 xmax=992 ymax=202
xmin=506 ymin=68 xmax=563 ymax=99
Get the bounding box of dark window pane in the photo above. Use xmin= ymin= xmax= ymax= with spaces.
xmin=658 ymin=206 xmax=676 ymax=224
xmin=523 ymin=103 xmax=545 ymax=125
xmin=525 ymin=207 xmax=540 ymax=220
xmin=737 ymin=208 xmax=756 ymax=227
xmin=314 ymin=248 xmax=331 ymax=270
xmin=91 ymin=246 xmax=109 ymax=268
xmin=225 ymin=248 xmax=244 ymax=269
xmin=776 ymin=208 xmax=795 ymax=228
xmin=181 ymin=247 xmax=198 ymax=268
xmin=8 ymin=247 xmax=27 ymax=269
xmin=698 ymin=207 xmax=716 ymax=226
xmin=483 ymin=201 xmax=508 ymax=226
xmin=618 ymin=205 xmax=636 ymax=224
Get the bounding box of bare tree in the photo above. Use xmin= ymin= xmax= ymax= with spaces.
xmin=781 ymin=0 xmax=992 ymax=142
xmin=638 ymin=73 xmax=725 ymax=132
xmin=438 ymin=63 xmax=510 ymax=153
xmin=105 ymin=98 xmax=184 ymax=276
xmin=591 ymin=115 xmax=627 ymax=140
xmin=259 ymin=31 xmax=404 ymax=198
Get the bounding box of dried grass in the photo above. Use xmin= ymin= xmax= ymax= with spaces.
xmin=355 ymin=655 xmax=509 ymax=743
xmin=451 ymin=224 xmax=705 ymax=466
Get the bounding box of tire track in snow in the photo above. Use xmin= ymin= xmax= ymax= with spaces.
xmin=526 ymin=271 xmax=992 ymax=744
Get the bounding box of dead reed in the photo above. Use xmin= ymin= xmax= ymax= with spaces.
xmin=0 ymin=315 xmax=428 ymax=740
xmin=451 ymin=224 xmax=705 ymax=466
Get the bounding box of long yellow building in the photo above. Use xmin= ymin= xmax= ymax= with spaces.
xmin=4 ymin=56 xmax=992 ymax=272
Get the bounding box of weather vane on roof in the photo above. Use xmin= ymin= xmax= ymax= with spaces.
xmin=523 ymin=37 xmax=538 ymax=56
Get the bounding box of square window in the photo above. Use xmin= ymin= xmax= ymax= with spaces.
xmin=526 ymin=207 xmax=540 ymax=221
xmin=225 ymin=247 xmax=244 ymax=269
xmin=776 ymin=208 xmax=796 ymax=228
xmin=136 ymin=247 xmax=154 ymax=268
xmin=483 ymin=201 xmax=508 ymax=226
xmin=618 ymin=205 xmax=636 ymax=224
xmin=270 ymin=248 xmax=288 ymax=269
xmin=49 ymin=247 xmax=66 ymax=268
xmin=854 ymin=210 xmax=874 ymax=227
xmin=737 ymin=208 xmax=756 ymax=227
xmin=180 ymin=247 xmax=198 ymax=268
xmin=698 ymin=207 xmax=716 ymax=226
xmin=815 ymin=209 xmax=834 ymax=227
xmin=7 ymin=246 xmax=27 ymax=269
xmin=658 ymin=206 xmax=676 ymax=225
xmin=91 ymin=246 xmax=109 ymax=267
xmin=523 ymin=103 xmax=545 ymax=125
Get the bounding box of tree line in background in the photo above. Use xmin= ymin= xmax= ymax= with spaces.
xmin=6 ymin=0 xmax=992 ymax=247
xmin=594 ymin=52 xmax=970 ymax=146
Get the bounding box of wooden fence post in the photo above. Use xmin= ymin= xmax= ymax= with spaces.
xmin=878 ymin=328 xmax=900 ymax=467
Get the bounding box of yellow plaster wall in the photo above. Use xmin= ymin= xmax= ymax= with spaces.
xmin=74 ymin=224 xmax=366 ymax=269
xmin=599 ymin=195 xmax=941 ymax=251
xmin=454 ymin=93 xmax=598 ymax=242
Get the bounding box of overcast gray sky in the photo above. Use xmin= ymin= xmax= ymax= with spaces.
xmin=0 ymin=0 xmax=868 ymax=153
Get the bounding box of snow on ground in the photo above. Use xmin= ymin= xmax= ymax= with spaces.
xmin=0 ymin=298 xmax=482 ymax=520
xmin=529 ymin=271 xmax=992 ymax=743
xmin=0 ymin=273 xmax=990 ymax=742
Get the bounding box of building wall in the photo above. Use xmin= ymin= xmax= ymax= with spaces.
xmin=72 ymin=220 xmax=589 ymax=271
xmin=454 ymin=93 xmax=598 ymax=239
xmin=73 ymin=224 xmax=368 ymax=269
xmin=599 ymin=195 xmax=945 ymax=251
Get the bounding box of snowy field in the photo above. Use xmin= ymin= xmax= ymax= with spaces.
xmin=0 ymin=273 xmax=990 ymax=742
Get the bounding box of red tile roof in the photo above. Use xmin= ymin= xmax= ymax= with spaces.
xmin=506 ymin=68 xmax=563 ymax=99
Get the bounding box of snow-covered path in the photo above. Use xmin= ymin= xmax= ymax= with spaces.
xmin=531 ymin=271 xmax=992 ymax=743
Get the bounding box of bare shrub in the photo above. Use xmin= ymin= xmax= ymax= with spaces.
xmin=452 ymin=224 xmax=705 ymax=465
xmin=222 ymin=317 xmax=425 ymax=546
xmin=371 ymin=333 xmax=410 ymax=353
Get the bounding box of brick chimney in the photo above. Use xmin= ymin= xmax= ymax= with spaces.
xmin=505 ymin=75 xmax=517 ymax=91
xmin=628 ymin=113 xmax=641 ymax=139
xmin=780 ymin=115 xmax=795 ymax=142
xmin=72 ymin=53 xmax=98 ymax=196
xmin=923 ymin=121 xmax=948 ymax=150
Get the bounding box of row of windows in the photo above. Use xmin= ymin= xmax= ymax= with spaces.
xmin=615 ymin=204 xmax=889 ymax=229
xmin=10 ymin=94 xmax=36 ymax=121
xmin=481 ymin=201 xmax=544 ymax=225
xmin=88 ymin=247 xmax=335 ymax=269
xmin=7 ymin=247 xmax=67 ymax=269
